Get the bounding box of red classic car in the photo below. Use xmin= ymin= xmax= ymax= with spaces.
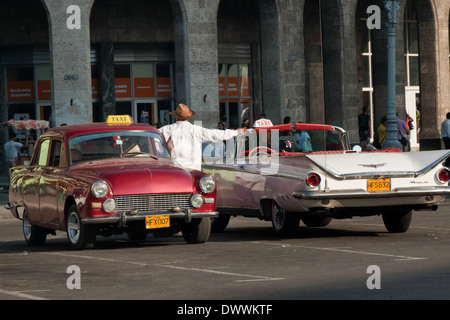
xmin=6 ymin=116 xmax=217 ymax=249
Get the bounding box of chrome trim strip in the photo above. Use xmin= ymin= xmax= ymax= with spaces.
xmin=81 ymin=211 xmax=219 ymax=224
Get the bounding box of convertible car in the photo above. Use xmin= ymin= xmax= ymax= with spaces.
xmin=7 ymin=116 xmax=217 ymax=249
xmin=203 ymin=123 xmax=450 ymax=237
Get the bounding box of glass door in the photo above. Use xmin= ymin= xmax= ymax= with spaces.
xmin=134 ymin=100 xmax=155 ymax=125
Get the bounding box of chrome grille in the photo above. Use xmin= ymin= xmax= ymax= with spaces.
xmin=114 ymin=193 xmax=192 ymax=213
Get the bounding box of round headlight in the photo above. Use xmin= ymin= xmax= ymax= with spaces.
xmin=102 ymin=198 xmax=116 ymax=213
xmin=199 ymin=176 xmax=215 ymax=194
xmin=190 ymin=194 xmax=204 ymax=208
xmin=91 ymin=180 xmax=109 ymax=198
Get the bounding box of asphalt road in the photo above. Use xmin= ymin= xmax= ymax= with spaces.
xmin=1 ymin=197 xmax=450 ymax=303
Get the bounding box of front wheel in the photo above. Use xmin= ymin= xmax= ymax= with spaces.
xmin=182 ymin=218 xmax=211 ymax=244
xmin=271 ymin=201 xmax=300 ymax=237
xmin=211 ymin=215 xmax=231 ymax=233
xmin=382 ymin=209 xmax=413 ymax=233
xmin=23 ymin=209 xmax=47 ymax=246
xmin=66 ymin=205 xmax=96 ymax=249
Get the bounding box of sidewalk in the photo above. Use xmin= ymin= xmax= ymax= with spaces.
xmin=0 ymin=172 xmax=12 ymax=220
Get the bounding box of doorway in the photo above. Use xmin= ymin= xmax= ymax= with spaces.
xmin=135 ymin=101 xmax=154 ymax=125
xmin=405 ymin=87 xmax=420 ymax=151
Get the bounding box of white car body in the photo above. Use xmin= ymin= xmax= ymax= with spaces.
xmin=203 ymin=123 xmax=450 ymax=236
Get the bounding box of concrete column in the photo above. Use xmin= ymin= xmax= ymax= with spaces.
xmin=98 ymin=42 xmax=115 ymax=121
xmin=175 ymin=0 xmax=221 ymax=128
xmin=275 ymin=0 xmax=306 ymax=124
xmin=43 ymin=0 xmax=93 ymax=126
xmin=435 ymin=2 xmax=450 ymax=149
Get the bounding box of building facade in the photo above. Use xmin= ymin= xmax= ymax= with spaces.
xmin=1 ymin=0 xmax=450 ymax=170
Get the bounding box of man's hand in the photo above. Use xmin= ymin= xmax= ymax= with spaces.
xmin=237 ymin=128 xmax=247 ymax=135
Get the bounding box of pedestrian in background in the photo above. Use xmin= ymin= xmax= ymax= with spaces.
xmin=358 ymin=106 xmax=370 ymax=142
xmin=4 ymin=132 xmax=29 ymax=182
xmin=441 ymin=112 xmax=450 ymax=149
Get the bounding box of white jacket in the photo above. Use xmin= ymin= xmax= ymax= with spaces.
xmin=159 ymin=121 xmax=238 ymax=171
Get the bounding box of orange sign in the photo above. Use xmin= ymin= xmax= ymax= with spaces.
xmin=227 ymin=77 xmax=239 ymax=96
xmin=91 ymin=79 xmax=99 ymax=100
xmin=240 ymin=77 xmax=251 ymax=96
xmin=115 ymin=78 xmax=131 ymax=98
xmin=134 ymin=77 xmax=154 ymax=98
xmin=37 ymin=80 xmax=51 ymax=101
xmin=156 ymin=77 xmax=172 ymax=98
xmin=7 ymin=81 xmax=34 ymax=102
xmin=219 ymin=77 xmax=226 ymax=97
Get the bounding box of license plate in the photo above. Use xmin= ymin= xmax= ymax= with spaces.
xmin=367 ymin=178 xmax=391 ymax=192
xmin=145 ymin=215 xmax=170 ymax=229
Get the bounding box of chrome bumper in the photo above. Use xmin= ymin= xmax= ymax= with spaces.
xmin=82 ymin=210 xmax=218 ymax=225
xmin=293 ymin=187 xmax=450 ymax=200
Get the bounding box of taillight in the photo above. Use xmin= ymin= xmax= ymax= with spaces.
xmin=437 ymin=168 xmax=450 ymax=183
xmin=306 ymin=172 xmax=321 ymax=187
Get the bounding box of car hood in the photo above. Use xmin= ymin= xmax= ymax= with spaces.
xmin=70 ymin=158 xmax=194 ymax=195
xmin=305 ymin=150 xmax=450 ymax=179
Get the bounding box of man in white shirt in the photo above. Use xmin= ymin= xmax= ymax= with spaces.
xmin=441 ymin=112 xmax=450 ymax=149
xmin=159 ymin=104 xmax=246 ymax=171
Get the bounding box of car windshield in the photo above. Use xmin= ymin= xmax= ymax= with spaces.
xmin=69 ymin=131 xmax=170 ymax=164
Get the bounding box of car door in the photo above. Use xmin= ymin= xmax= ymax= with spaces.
xmin=39 ymin=139 xmax=66 ymax=228
xmin=22 ymin=138 xmax=50 ymax=226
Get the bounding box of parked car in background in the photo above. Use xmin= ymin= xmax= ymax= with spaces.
xmin=7 ymin=115 xmax=217 ymax=249
xmin=204 ymin=123 xmax=450 ymax=237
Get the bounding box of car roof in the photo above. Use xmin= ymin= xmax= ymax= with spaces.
xmin=44 ymin=122 xmax=161 ymax=140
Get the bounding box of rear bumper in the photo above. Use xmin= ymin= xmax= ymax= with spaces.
xmin=293 ymin=188 xmax=450 ymax=200
xmin=82 ymin=209 xmax=218 ymax=225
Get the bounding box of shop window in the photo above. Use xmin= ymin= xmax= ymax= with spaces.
xmin=218 ymin=63 xmax=252 ymax=128
xmin=156 ymin=64 xmax=172 ymax=98
xmin=133 ymin=63 xmax=154 ymax=98
xmin=6 ymin=66 xmax=34 ymax=102
xmin=115 ymin=64 xmax=131 ymax=98
xmin=116 ymin=101 xmax=132 ymax=116
xmin=36 ymin=65 xmax=51 ymax=101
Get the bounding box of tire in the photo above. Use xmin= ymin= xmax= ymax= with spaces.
xmin=271 ymin=201 xmax=300 ymax=237
xmin=302 ymin=216 xmax=332 ymax=228
xmin=23 ymin=209 xmax=47 ymax=246
xmin=66 ymin=204 xmax=96 ymax=249
xmin=211 ymin=215 xmax=231 ymax=233
xmin=182 ymin=218 xmax=211 ymax=244
xmin=382 ymin=209 xmax=413 ymax=233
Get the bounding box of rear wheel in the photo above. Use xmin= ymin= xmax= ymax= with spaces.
xmin=66 ymin=204 xmax=96 ymax=249
xmin=182 ymin=218 xmax=211 ymax=244
xmin=382 ymin=209 xmax=413 ymax=233
xmin=271 ymin=201 xmax=300 ymax=237
xmin=23 ymin=209 xmax=47 ymax=246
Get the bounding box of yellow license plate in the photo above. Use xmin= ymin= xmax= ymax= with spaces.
xmin=367 ymin=178 xmax=391 ymax=192
xmin=145 ymin=215 xmax=170 ymax=229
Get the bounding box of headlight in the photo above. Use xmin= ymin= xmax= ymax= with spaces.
xmin=190 ymin=194 xmax=204 ymax=208
xmin=102 ymin=198 xmax=116 ymax=213
xmin=91 ymin=180 xmax=109 ymax=198
xmin=199 ymin=176 xmax=215 ymax=194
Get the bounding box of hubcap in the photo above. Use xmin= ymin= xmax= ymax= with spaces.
xmin=272 ymin=203 xmax=285 ymax=230
xmin=67 ymin=212 xmax=80 ymax=244
xmin=23 ymin=211 xmax=31 ymax=240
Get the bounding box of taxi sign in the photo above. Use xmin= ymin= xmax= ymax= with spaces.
xmin=106 ymin=115 xmax=133 ymax=125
